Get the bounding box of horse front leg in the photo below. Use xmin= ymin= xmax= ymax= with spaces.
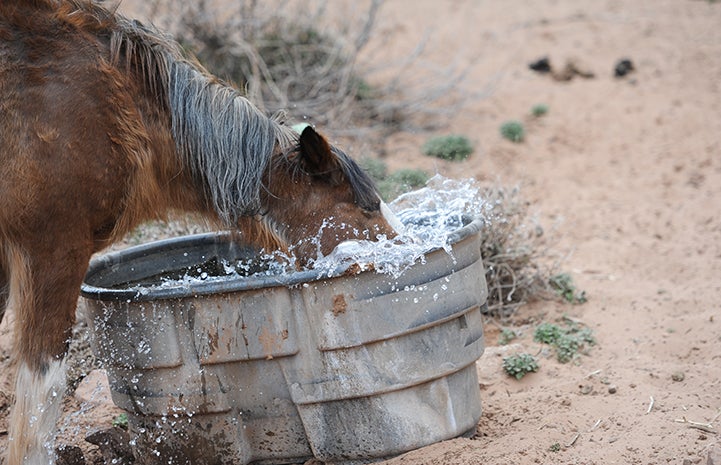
xmin=5 ymin=240 xmax=92 ymax=465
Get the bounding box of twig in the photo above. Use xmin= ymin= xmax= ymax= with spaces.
xmin=586 ymin=369 xmax=602 ymax=378
xmin=589 ymin=419 xmax=602 ymax=432
xmin=566 ymin=432 xmax=580 ymax=447
xmin=674 ymin=417 xmax=716 ymax=434
xmin=674 ymin=407 xmax=721 ymax=434
xmin=710 ymin=408 xmax=721 ymax=424
xmin=646 ymin=396 xmax=655 ymax=414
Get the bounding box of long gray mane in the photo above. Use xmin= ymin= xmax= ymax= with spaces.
xmin=105 ymin=6 xmax=297 ymax=224
xmin=167 ymin=63 xmax=296 ymax=223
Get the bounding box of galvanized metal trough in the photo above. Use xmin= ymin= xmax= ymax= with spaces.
xmin=80 ymin=218 xmax=488 ymax=465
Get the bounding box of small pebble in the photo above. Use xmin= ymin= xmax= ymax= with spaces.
xmin=55 ymin=445 xmax=85 ymax=465
xmin=614 ymin=58 xmax=635 ymax=77
xmin=608 ymin=384 xmax=618 ymax=394
xmin=529 ymin=56 xmax=552 ymax=74
xmin=671 ymin=371 xmax=685 ymax=382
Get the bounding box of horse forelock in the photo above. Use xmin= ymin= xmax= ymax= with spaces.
xmin=332 ymin=147 xmax=382 ymax=212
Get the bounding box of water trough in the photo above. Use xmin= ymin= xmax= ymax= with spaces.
xmin=81 ymin=217 xmax=488 ymax=465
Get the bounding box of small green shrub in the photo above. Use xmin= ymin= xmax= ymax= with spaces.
xmin=377 ymin=168 xmax=429 ymax=201
xmin=361 ymin=157 xmax=428 ymax=201
xmin=549 ymin=273 xmax=587 ymax=304
xmin=500 ymin=120 xmax=525 ymax=143
xmin=388 ymin=169 xmax=429 ymax=188
xmin=549 ymin=442 xmax=562 ymax=452
xmin=422 ymin=135 xmax=473 ymax=161
xmin=353 ymin=77 xmax=375 ymax=101
xmin=533 ymin=322 xmax=563 ymax=344
xmin=498 ymin=328 xmax=518 ymax=345
xmin=112 ymin=413 xmax=129 ymax=430
xmin=531 ymin=103 xmax=549 ymax=117
xmin=555 ymin=333 xmax=582 ymax=363
xmin=533 ymin=319 xmax=596 ymax=363
xmin=360 ymin=157 xmax=388 ymax=182
xmin=502 ymin=353 xmax=539 ymax=379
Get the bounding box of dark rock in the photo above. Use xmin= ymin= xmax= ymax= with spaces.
xmin=86 ymin=427 xmax=135 ymax=464
xmin=529 ymin=57 xmax=552 ymax=73
xmin=614 ymin=58 xmax=635 ymax=77
xmin=56 ymin=444 xmax=85 ymax=465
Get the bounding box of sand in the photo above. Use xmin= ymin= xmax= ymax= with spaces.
xmin=1 ymin=0 xmax=721 ymax=464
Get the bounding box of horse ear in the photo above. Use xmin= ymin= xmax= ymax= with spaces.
xmin=298 ymin=126 xmax=341 ymax=178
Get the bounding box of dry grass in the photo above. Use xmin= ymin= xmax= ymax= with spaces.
xmin=475 ymin=185 xmax=557 ymax=317
xmin=140 ymin=0 xmax=470 ymax=138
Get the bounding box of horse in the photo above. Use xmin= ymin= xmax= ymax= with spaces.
xmin=0 ymin=1 xmax=398 ymax=463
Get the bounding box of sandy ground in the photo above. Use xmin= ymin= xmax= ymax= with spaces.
xmin=2 ymin=0 xmax=721 ymax=464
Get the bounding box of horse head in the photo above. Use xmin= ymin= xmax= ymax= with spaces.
xmin=260 ymin=126 xmax=400 ymax=263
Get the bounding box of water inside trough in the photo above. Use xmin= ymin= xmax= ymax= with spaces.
xmin=123 ymin=175 xmax=488 ymax=293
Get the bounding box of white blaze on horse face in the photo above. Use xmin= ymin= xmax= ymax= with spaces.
xmin=380 ymin=201 xmax=404 ymax=234
xmin=8 ymin=360 xmax=66 ymax=465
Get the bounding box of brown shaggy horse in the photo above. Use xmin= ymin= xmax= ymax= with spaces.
xmin=0 ymin=1 xmax=396 ymax=463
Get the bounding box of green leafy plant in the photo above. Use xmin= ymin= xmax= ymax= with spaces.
xmin=554 ymin=333 xmax=582 ymax=363
xmin=377 ymin=169 xmax=429 ymax=201
xmin=500 ymin=120 xmax=525 ymax=142
xmin=533 ymin=319 xmax=596 ymax=363
xmin=362 ymin=157 xmax=429 ymax=201
xmin=502 ymin=353 xmax=539 ymax=379
xmin=360 ymin=157 xmax=388 ymax=182
xmin=549 ymin=273 xmax=587 ymax=304
xmin=388 ymin=169 xmax=429 ymax=189
xmin=498 ymin=328 xmax=518 ymax=345
xmin=422 ymin=135 xmax=473 ymax=161
xmin=533 ymin=322 xmax=563 ymax=344
xmin=549 ymin=442 xmax=561 ymax=452
xmin=112 ymin=413 xmax=129 ymax=430
xmin=531 ymin=103 xmax=549 ymax=117
xmin=353 ymin=77 xmax=375 ymax=101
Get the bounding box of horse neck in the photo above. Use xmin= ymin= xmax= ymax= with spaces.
xmin=104 ymin=11 xmax=302 ymax=245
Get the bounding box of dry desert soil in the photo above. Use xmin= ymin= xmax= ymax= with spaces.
xmin=2 ymin=1 xmax=721 ymax=464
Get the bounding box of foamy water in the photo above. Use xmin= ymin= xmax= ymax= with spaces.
xmin=144 ymin=175 xmax=488 ymax=289
xmin=309 ymin=175 xmax=485 ymax=278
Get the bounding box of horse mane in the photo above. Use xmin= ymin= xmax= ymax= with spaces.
xmin=106 ymin=9 xmax=380 ymax=220
xmin=54 ymin=0 xmax=298 ymax=225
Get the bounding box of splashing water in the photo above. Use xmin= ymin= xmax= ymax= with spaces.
xmin=136 ymin=175 xmax=488 ymax=290
xmin=309 ymin=175 xmax=485 ymax=278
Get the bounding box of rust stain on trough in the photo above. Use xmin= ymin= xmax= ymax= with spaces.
xmin=332 ymin=294 xmax=347 ymax=316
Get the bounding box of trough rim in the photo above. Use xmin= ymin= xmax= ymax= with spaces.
xmin=81 ymin=218 xmax=483 ymax=302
